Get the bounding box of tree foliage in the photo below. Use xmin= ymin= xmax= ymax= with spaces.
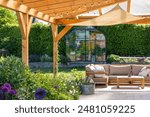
xmin=0 ymin=7 xmax=17 ymax=26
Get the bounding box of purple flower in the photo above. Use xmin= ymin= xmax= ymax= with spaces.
xmin=54 ymin=85 xmax=59 ymax=90
xmin=0 ymin=90 xmax=4 ymax=100
xmin=3 ymin=83 xmax=11 ymax=90
xmin=34 ymin=88 xmax=46 ymax=100
xmin=1 ymin=86 xmax=10 ymax=93
xmin=9 ymin=90 xmax=17 ymax=95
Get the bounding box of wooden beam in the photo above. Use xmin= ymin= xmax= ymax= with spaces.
xmin=51 ymin=24 xmax=58 ymax=77
xmin=127 ymin=0 xmax=131 ymax=13
xmin=127 ymin=18 xmax=150 ymax=24
xmin=56 ymin=18 xmax=87 ymax=25
xmin=0 ymin=0 xmax=55 ymax=23
xmin=56 ymin=26 xmax=72 ymax=41
xmin=16 ymin=12 xmax=33 ymax=66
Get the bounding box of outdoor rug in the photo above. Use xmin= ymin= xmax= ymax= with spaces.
xmin=79 ymin=86 xmax=150 ymax=100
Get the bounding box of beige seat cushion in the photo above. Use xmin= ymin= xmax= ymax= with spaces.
xmin=132 ymin=65 xmax=145 ymax=75
xmin=103 ymin=64 xmax=110 ymax=75
xmin=94 ymin=74 xmax=106 ymax=78
xmin=109 ymin=65 xmax=131 ymax=75
xmin=108 ymin=75 xmax=119 ymax=79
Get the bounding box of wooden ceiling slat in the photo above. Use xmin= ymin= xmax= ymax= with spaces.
xmin=0 ymin=0 xmax=55 ymax=23
xmin=22 ymin=0 xmax=46 ymax=4
xmin=22 ymin=0 xmax=75 ymax=5
xmin=44 ymin=0 xmax=127 ymax=18
xmin=24 ymin=0 xmax=90 ymax=8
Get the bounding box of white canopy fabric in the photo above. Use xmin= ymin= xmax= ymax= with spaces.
xmin=130 ymin=0 xmax=150 ymax=15
xmin=79 ymin=0 xmax=150 ymax=16
xmin=68 ymin=5 xmax=145 ymax=26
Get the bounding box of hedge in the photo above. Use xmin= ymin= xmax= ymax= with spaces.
xmin=0 ymin=24 xmax=22 ymax=56
xmin=97 ymin=24 xmax=150 ymax=56
xmin=0 ymin=23 xmax=66 ymax=60
xmin=1 ymin=24 xmax=150 ymax=62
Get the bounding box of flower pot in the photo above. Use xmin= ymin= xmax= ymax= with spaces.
xmin=81 ymin=83 xmax=95 ymax=95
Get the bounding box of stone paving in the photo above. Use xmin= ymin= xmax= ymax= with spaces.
xmin=79 ymin=86 xmax=150 ymax=100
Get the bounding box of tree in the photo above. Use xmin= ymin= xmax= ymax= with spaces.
xmin=0 ymin=7 xmax=17 ymax=26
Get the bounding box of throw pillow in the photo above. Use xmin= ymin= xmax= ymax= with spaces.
xmin=138 ymin=67 xmax=150 ymax=77
xmin=94 ymin=65 xmax=105 ymax=73
xmin=85 ymin=65 xmax=95 ymax=72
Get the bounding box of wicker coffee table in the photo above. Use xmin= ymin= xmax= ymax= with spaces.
xmin=117 ymin=76 xmax=144 ymax=89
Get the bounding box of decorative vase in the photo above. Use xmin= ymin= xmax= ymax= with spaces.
xmin=81 ymin=83 xmax=95 ymax=95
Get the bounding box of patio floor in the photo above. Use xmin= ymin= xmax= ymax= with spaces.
xmin=79 ymin=85 xmax=150 ymax=100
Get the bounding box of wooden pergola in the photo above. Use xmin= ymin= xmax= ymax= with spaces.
xmin=0 ymin=0 xmax=150 ymax=77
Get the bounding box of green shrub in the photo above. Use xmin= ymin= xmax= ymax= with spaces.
xmin=106 ymin=54 xmax=121 ymax=63
xmin=0 ymin=56 xmax=83 ymax=100
xmin=28 ymin=70 xmax=83 ymax=100
xmin=120 ymin=58 xmax=138 ymax=63
xmin=0 ymin=56 xmax=29 ymax=88
xmin=0 ymin=56 xmax=33 ymax=99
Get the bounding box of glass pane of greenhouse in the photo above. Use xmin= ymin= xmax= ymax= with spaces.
xmin=66 ymin=27 xmax=106 ymax=62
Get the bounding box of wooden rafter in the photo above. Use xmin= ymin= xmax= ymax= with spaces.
xmin=47 ymin=0 xmax=127 ymax=18
xmin=0 ymin=0 xmax=55 ymax=23
xmin=99 ymin=8 xmax=102 ymax=15
xmin=127 ymin=0 xmax=131 ymax=12
xmin=22 ymin=0 xmax=127 ymax=18
xmin=0 ymin=0 xmax=128 ymax=20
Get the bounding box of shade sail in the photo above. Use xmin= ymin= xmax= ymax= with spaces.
xmin=67 ymin=5 xmax=145 ymax=26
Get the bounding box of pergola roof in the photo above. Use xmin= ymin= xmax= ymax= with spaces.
xmin=0 ymin=1 xmax=130 ymax=21
xmin=0 ymin=0 xmax=149 ymax=25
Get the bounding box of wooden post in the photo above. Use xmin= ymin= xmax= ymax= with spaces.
xmin=51 ymin=24 xmax=58 ymax=77
xmin=51 ymin=24 xmax=72 ymax=77
xmin=16 ymin=12 xmax=33 ymax=66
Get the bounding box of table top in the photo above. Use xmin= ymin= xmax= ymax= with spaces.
xmin=117 ymin=76 xmax=144 ymax=79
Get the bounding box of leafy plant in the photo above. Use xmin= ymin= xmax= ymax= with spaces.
xmin=0 ymin=7 xmax=17 ymax=26
xmin=0 ymin=56 xmax=30 ymax=89
xmin=106 ymin=54 xmax=121 ymax=63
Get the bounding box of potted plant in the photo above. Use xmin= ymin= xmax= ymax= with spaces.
xmin=81 ymin=75 xmax=95 ymax=95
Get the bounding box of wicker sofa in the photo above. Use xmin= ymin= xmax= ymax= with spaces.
xmin=85 ymin=64 xmax=150 ymax=86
